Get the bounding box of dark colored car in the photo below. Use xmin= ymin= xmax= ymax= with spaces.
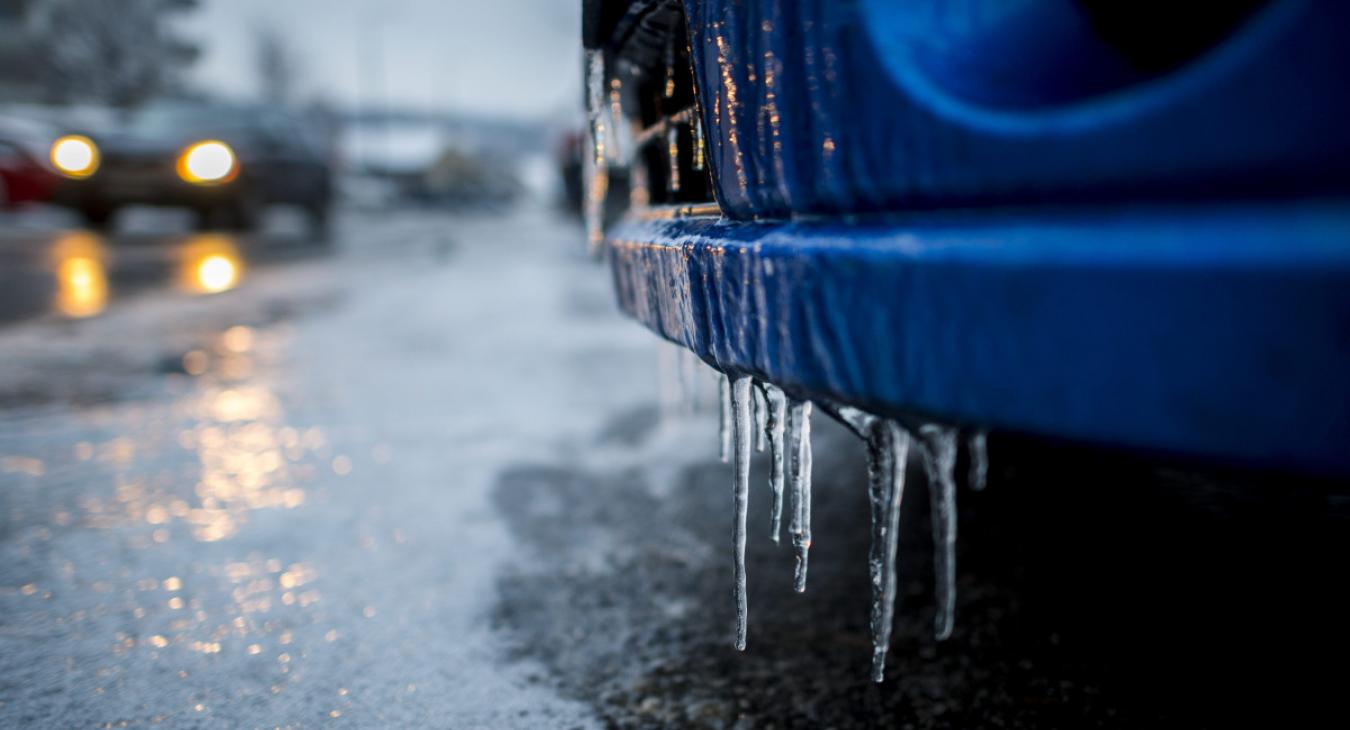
xmin=51 ymin=102 xmax=333 ymax=234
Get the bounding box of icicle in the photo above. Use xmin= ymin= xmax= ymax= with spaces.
xmin=629 ymin=156 xmax=650 ymax=209
xmin=608 ymin=77 xmax=625 ymax=162
xmin=692 ymin=112 xmax=706 ymax=172
xmin=919 ymin=425 xmax=959 ymax=641
xmin=662 ymin=29 xmax=680 ymax=195
xmin=585 ymin=50 xmax=607 ymax=168
xmin=667 ymin=125 xmax=681 ymax=194
xmin=753 ymin=384 xmax=768 ymax=452
xmin=968 ymin=430 xmax=988 ymax=491
xmin=718 ymin=373 xmax=732 ymax=463
xmin=583 ymin=156 xmax=609 ymax=255
xmin=729 ymin=375 xmax=753 ymax=651
xmin=764 ymin=384 xmax=788 ymax=542
xmin=583 ymin=50 xmax=610 ymax=254
xmin=787 ymin=399 xmax=813 ymax=592
xmin=865 ymin=420 xmax=910 ymax=683
xmin=663 ymin=31 xmax=677 ymax=100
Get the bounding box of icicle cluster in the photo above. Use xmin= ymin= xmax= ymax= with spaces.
xmin=717 ymin=376 xmax=814 ymax=651
xmin=696 ymin=364 xmax=989 ymax=679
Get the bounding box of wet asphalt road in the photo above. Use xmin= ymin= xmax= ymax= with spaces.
xmin=0 ymin=204 xmax=1345 ymax=728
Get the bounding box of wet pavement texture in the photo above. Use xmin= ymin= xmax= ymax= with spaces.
xmin=0 ymin=205 xmax=1345 ymax=728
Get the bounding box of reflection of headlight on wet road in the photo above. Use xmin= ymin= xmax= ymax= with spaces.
xmin=50 ymin=135 xmax=100 ymax=178
xmin=178 ymin=140 xmax=237 ymax=184
xmin=179 ymin=235 xmax=244 ymax=294
xmin=51 ymin=232 xmax=109 ymax=318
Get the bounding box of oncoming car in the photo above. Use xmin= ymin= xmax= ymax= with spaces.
xmin=50 ymin=102 xmax=333 ymax=235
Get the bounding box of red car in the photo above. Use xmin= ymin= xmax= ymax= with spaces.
xmin=0 ymin=117 xmax=58 ymax=208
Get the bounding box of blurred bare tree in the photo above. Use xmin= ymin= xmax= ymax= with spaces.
xmin=13 ymin=0 xmax=200 ymax=107
xmin=253 ymin=24 xmax=300 ymax=107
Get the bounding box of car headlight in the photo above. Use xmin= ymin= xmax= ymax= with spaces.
xmin=177 ymin=140 xmax=238 ymax=184
xmin=50 ymin=135 xmax=100 ymax=178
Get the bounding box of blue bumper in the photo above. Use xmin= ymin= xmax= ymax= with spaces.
xmin=610 ymin=204 xmax=1350 ymax=475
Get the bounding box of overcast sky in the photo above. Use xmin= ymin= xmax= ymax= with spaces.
xmin=181 ymin=0 xmax=582 ymax=120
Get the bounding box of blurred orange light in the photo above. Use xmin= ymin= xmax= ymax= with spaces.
xmin=197 ymin=255 xmax=238 ymax=292
xmin=178 ymin=140 xmax=238 ymax=185
xmin=178 ymin=235 xmax=244 ymax=294
xmin=51 ymin=232 xmax=109 ymax=317
xmin=50 ymin=135 xmax=100 ymax=178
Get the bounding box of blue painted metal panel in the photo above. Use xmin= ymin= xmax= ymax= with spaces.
xmin=609 ymin=205 xmax=1350 ymax=475
xmin=683 ymin=0 xmax=1350 ymax=219
xmin=599 ymin=1 xmax=1350 ymax=474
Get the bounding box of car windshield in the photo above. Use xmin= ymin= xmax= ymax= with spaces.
xmin=127 ymin=105 xmax=265 ymax=136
